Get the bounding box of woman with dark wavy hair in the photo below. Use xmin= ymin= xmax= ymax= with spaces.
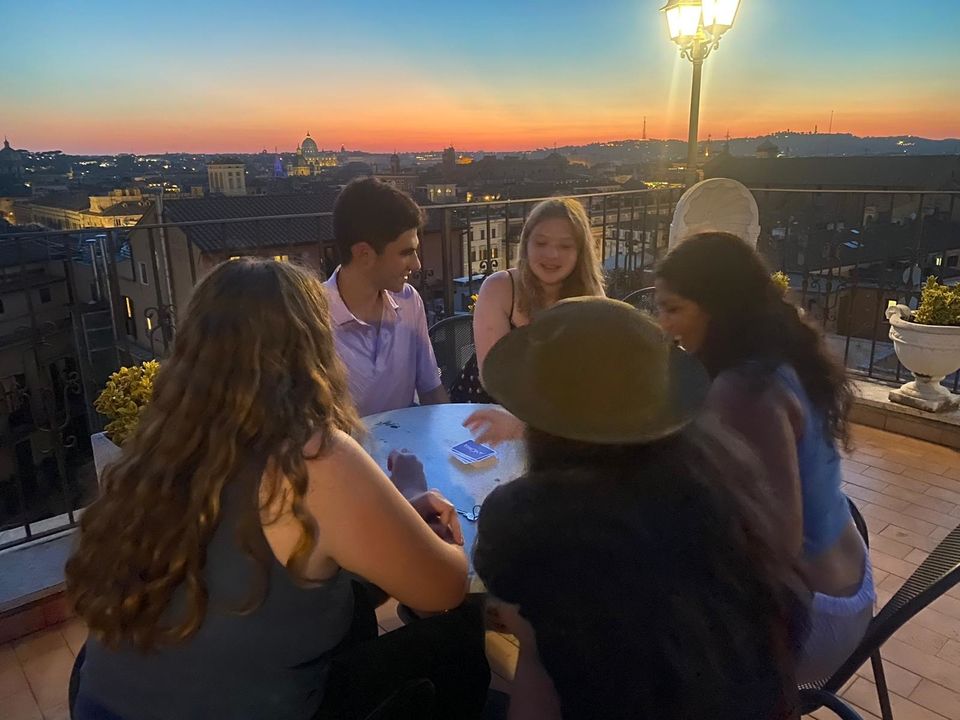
xmin=655 ymin=232 xmax=874 ymax=684
xmin=474 ymin=298 xmax=806 ymax=720
xmin=67 ymin=259 xmax=489 ymax=720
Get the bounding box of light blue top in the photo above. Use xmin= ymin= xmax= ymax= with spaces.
xmin=774 ymin=364 xmax=851 ymax=558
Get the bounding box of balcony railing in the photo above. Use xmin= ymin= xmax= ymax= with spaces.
xmin=0 ymin=186 xmax=958 ymax=549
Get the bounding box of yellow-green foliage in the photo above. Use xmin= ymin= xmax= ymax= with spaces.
xmin=468 ymin=293 xmax=478 ymax=313
xmin=94 ymin=360 xmax=160 ymax=445
xmin=914 ymin=276 xmax=960 ymax=327
xmin=771 ymin=271 xmax=790 ymax=295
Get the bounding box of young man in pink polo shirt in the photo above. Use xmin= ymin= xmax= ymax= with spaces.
xmin=325 ymin=178 xmax=448 ymax=417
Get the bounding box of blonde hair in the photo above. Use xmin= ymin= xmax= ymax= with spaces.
xmin=516 ymin=198 xmax=605 ymax=315
xmin=67 ymin=259 xmax=361 ymax=651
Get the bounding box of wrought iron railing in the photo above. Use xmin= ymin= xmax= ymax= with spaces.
xmin=0 ymin=186 xmax=957 ymax=548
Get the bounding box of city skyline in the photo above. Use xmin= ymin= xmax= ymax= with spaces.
xmin=3 ymin=0 xmax=959 ymax=154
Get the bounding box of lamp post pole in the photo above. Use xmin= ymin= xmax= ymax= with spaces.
xmin=685 ymin=42 xmax=704 ymax=187
xmin=660 ymin=0 xmax=741 ymax=187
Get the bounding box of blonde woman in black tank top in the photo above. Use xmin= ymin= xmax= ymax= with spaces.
xmin=452 ymin=198 xmax=605 ymax=443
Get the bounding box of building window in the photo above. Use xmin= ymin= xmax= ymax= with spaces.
xmin=948 ymin=255 xmax=958 ymax=267
xmin=492 ymin=247 xmax=499 ymax=259
xmin=139 ymin=262 xmax=149 ymax=285
xmin=273 ymin=255 xmax=289 ymax=262
xmin=122 ymin=295 xmax=137 ymax=338
xmin=39 ymin=287 xmax=51 ymax=304
xmin=0 ymin=298 xmax=4 ymax=313
xmin=229 ymin=255 xmax=241 ymax=261
xmin=470 ymin=251 xmax=477 ymax=262
xmin=228 ymin=177 xmax=235 ymax=190
xmin=480 ymin=230 xmax=486 ymax=241
xmin=491 ymin=228 xmax=497 ymax=239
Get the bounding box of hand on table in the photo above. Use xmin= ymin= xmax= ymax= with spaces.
xmin=463 ymin=407 xmax=526 ymax=446
xmin=387 ymin=449 xmax=427 ymax=500
xmin=409 ymin=490 xmax=464 ymax=546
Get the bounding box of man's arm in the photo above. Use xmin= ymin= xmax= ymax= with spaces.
xmin=419 ymin=383 xmax=449 ymax=405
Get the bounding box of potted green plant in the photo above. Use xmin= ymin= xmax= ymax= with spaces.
xmin=91 ymin=360 xmax=160 ymax=481
xmin=885 ymin=277 xmax=960 ymax=412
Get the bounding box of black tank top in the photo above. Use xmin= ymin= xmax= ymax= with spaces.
xmin=78 ymin=461 xmax=355 ymax=720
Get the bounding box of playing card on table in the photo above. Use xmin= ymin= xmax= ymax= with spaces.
xmin=450 ymin=440 xmax=497 ymax=464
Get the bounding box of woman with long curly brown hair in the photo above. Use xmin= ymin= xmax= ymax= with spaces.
xmin=67 ymin=259 xmax=489 ymax=720
xmin=655 ymin=232 xmax=874 ymax=685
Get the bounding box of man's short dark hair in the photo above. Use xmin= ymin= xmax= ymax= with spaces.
xmin=332 ymin=178 xmax=424 ymax=264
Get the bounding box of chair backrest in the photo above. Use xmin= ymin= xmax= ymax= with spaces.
xmin=428 ymin=314 xmax=475 ymax=391
xmin=848 ymin=497 xmax=869 ymax=547
xmin=621 ymin=287 xmax=657 ymax=315
xmin=818 ymin=520 xmax=960 ymax=695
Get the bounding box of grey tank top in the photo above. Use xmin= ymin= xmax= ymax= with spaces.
xmin=78 ymin=460 xmax=355 ymax=720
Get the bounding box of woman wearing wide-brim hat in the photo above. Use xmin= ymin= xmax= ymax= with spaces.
xmin=472 ymin=297 xmax=807 ymax=720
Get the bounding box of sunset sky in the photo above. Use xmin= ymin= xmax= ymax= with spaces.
xmin=2 ymin=0 xmax=958 ymax=154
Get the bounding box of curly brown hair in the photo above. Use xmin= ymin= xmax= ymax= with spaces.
xmin=66 ymin=259 xmax=361 ymax=651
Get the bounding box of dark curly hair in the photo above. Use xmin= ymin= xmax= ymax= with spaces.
xmin=474 ymin=423 xmax=805 ymax=720
xmin=656 ymin=232 xmax=853 ymax=449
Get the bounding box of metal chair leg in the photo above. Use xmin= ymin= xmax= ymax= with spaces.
xmin=870 ymin=650 xmax=894 ymax=720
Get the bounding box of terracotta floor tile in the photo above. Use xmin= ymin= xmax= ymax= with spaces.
xmin=893 ymin=622 xmax=951 ymax=656
xmin=21 ymin=647 xmax=73 ymax=713
xmin=859 ymin=501 xmax=937 ymax=536
xmin=850 ymin=453 xmax=908 ymax=475
xmin=864 ymin=466 xmax=931 ymax=493
xmin=880 ymin=524 xmax=944 ymax=553
xmin=928 ymin=486 xmax=960 ymax=506
xmin=903 ymin=468 xmax=960 ymax=495
xmin=869 ymin=533 xmax=914 ymax=560
xmin=13 ymin=629 xmax=68 ymax=666
xmin=884 ymin=485 xmax=957 ymax=514
xmin=842 ymin=459 xmax=870 ymax=475
xmin=931 ymin=525 xmax=953 ymax=541
xmin=913 ymin=606 xmax=960 ymax=644
xmin=883 ymin=450 xmax=953 ymax=477
xmin=881 ymin=638 xmax=960 ymax=695
xmin=3 ymin=688 xmax=43 ymax=720
xmin=0 ymin=644 xmax=30 ymax=701
xmin=846 ymin=472 xmax=891 ymax=494
xmin=844 ymin=483 xmax=911 ymax=512
xmin=58 ymin=620 xmax=87 ymax=658
xmin=910 ymin=679 xmax=960 ymax=719
xmin=485 ymin=631 xmax=518 ymax=681
xmin=900 ymin=503 xmax=960 ymax=530
xmin=855 ymin=657 xmax=923 ymax=697
xmin=41 ymin=703 xmax=69 ymax=720
xmin=870 ymin=549 xmax=919 ymax=580
xmin=940 ymin=641 xmax=960 ymax=668
xmin=843 ymin=677 xmax=949 ymax=720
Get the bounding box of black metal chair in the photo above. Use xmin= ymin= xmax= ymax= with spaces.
xmin=621 ymin=286 xmax=657 ymax=315
xmin=800 ymin=498 xmax=960 ymax=720
xmin=428 ymin=314 xmax=475 ymax=392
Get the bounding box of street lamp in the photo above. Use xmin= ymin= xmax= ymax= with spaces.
xmin=661 ymin=0 xmax=741 ymax=185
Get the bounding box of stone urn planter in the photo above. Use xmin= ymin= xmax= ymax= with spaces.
xmin=885 ymin=304 xmax=960 ymax=412
xmin=91 ymin=431 xmax=122 ymax=485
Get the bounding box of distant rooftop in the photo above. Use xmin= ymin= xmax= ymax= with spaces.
xmin=705 ymin=154 xmax=960 ymax=191
xmin=141 ymin=192 xmax=338 ymax=252
xmin=207 ymin=156 xmax=245 ymax=166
